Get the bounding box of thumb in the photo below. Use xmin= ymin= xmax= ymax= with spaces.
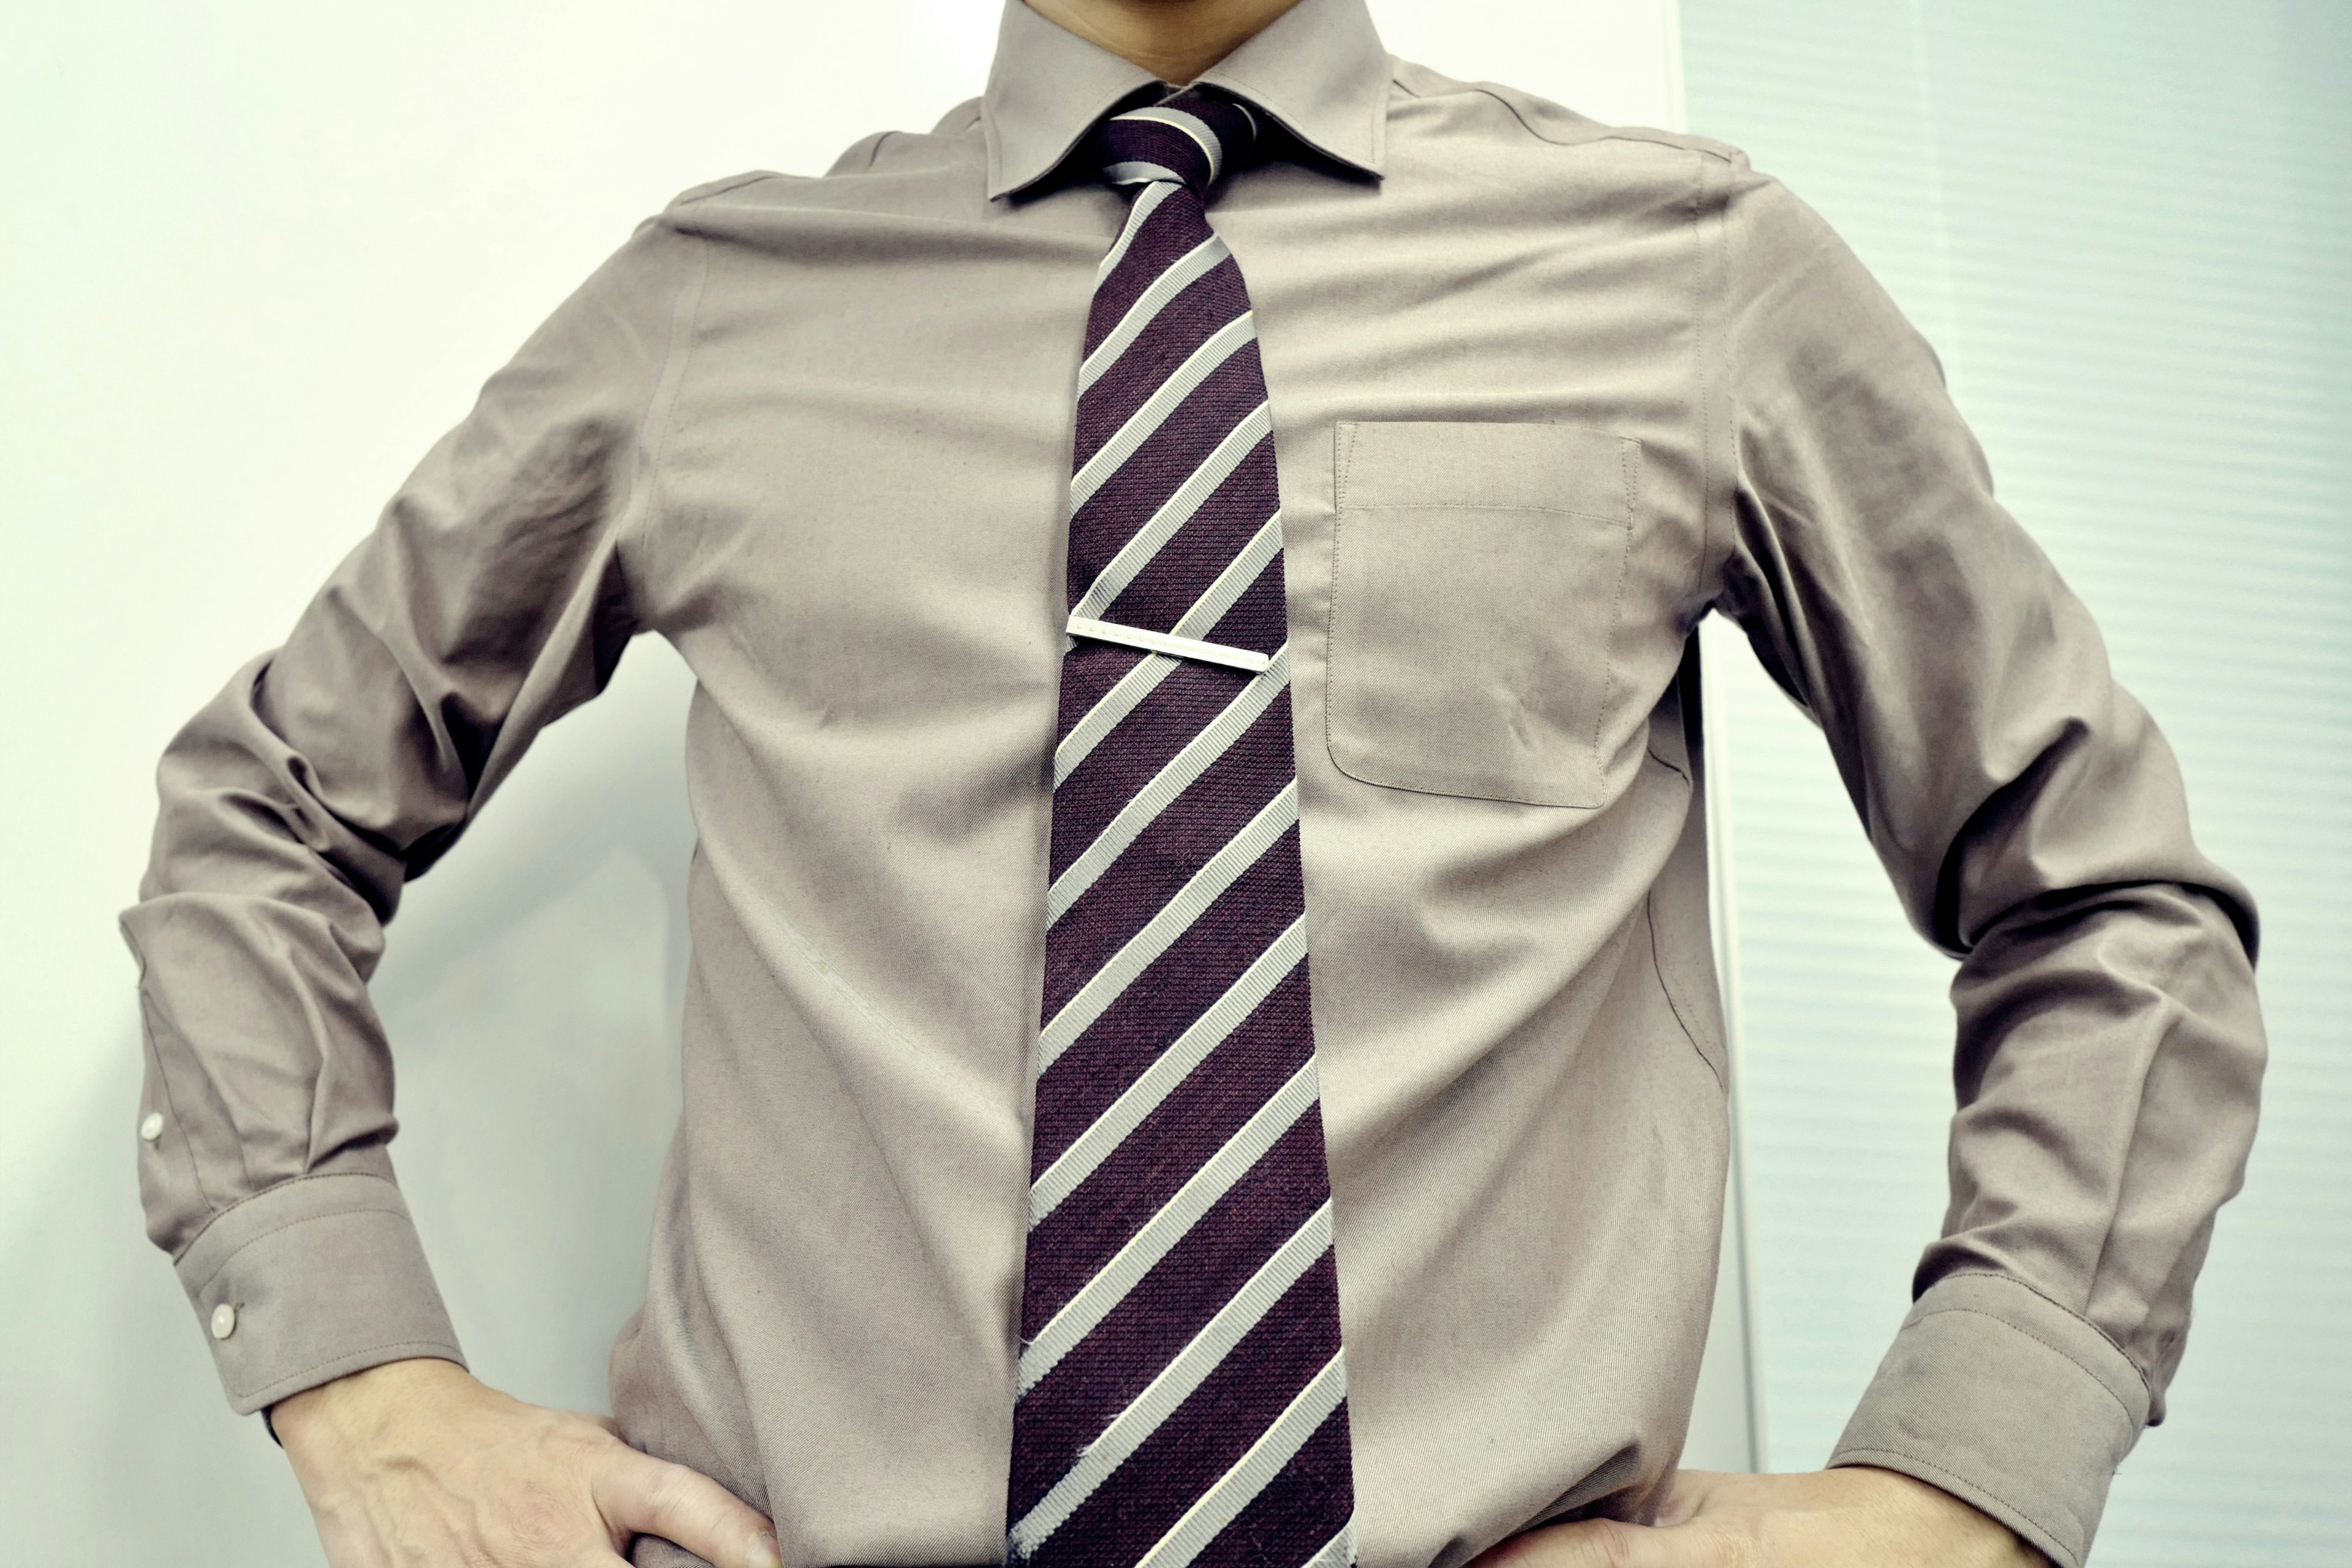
xmin=591 ymin=1447 xmax=783 ymax=1568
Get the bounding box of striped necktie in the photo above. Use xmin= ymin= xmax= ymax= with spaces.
xmin=1005 ymin=88 xmax=1357 ymax=1568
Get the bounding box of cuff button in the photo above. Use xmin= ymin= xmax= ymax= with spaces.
xmin=210 ymin=1303 xmax=237 ymax=1340
xmin=139 ymin=1112 xmax=164 ymax=1142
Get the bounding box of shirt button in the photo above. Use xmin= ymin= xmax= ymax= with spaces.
xmin=139 ymin=1112 xmax=164 ymax=1142
xmin=211 ymin=1303 xmax=237 ymax=1340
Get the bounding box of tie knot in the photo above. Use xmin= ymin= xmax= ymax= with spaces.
xmin=1090 ymin=86 xmax=1262 ymax=198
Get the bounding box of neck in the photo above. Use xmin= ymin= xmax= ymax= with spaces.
xmin=1023 ymin=0 xmax=1307 ymax=85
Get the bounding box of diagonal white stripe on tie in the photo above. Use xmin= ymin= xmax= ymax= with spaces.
xmin=1039 ymin=787 xmax=1297 ymax=1072
xmin=1096 ymin=181 xmax=1178 ymax=285
xmin=1117 ymin=106 xmax=1225 ymax=183
xmin=1047 ymin=647 xmax=1291 ymax=925
xmin=1132 ymin=1351 xmax=1351 ymax=1568
xmin=1056 ymin=653 xmax=1179 ymax=788
xmin=1298 ymin=1518 xmax=1359 ymax=1568
xmin=1033 ymin=916 xmax=1306 ymax=1216
xmin=1070 ymin=312 xmax=1256 ymax=513
xmin=1171 ymin=511 xmax=1284 ymax=637
xmin=1069 ymin=404 xmax=1271 ymax=625
xmin=1054 ymin=513 xmax=1283 ymax=787
xmin=1105 ymin=160 xmax=1186 ymax=188
xmin=1017 ymin=1059 xmax=1320 ymax=1395
xmin=1080 ymin=235 xmax=1230 ymax=393
xmin=1007 ymin=1202 xmax=1336 ymax=1556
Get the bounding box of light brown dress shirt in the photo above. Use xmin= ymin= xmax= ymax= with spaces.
xmin=123 ymin=2 xmax=2266 ymax=1565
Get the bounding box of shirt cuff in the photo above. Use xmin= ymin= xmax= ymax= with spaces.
xmin=1828 ymin=1271 xmax=2149 ymax=1568
xmin=172 ymin=1170 xmax=467 ymax=1416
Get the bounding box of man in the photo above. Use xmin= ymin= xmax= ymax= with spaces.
xmin=124 ymin=0 xmax=2264 ymax=1564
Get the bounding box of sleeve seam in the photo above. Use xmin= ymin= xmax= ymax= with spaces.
xmin=136 ymin=985 xmax=221 ymax=1215
xmin=1908 ymin=1300 xmax=2141 ymax=1427
xmin=172 ymin=1170 xmax=405 ymax=1270
xmin=1695 ymin=140 xmax=1724 ymax=611
xmin=619 ymin=226 xmax=712 ymax=606
xmin=1646 ymin=889 xmax=1724 ymax=1091
xmin=1931 ymin=1267 xmax=2154 ymax=1408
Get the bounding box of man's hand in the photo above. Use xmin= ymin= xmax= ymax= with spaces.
xmin=1470 ymin=1467 xmax=2053 ymax=1568
xmin=271 ymin=1357 xmax=783 ymax=1568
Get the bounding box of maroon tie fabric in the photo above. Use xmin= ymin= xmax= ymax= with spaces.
xmin=1005 ymin=88 xmax=1358 ymax=1568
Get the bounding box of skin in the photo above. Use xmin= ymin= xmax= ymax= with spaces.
xmin=271 ymin=1358 xmax=784 ymax=1568
xmin=271 ymin=4 xmax=2058 ymax=1566
xmin=1464 ymin=1469 xmax=2048 ymax=1568
xmin=1025 ymin=0 xmax=1313 ymax=83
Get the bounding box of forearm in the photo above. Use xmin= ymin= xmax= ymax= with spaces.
xmin=124 ymin=211 xmax=688 ymax=1416
xmin=1828 ymin=880 xmax=2261 ymax=1564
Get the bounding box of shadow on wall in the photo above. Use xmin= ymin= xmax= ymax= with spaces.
xmin=6 ymin=641 xmax=701 ymax=1563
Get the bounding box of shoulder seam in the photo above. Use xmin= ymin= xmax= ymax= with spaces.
xmin=1474 ymin=81 xmax=1736 ymax=162
xmin=669 ymin=170 xmax=783 ymax=209
xmin=618 ymin=227 xmax=710 ymax=625
xmin=1409 ymin=75 xmax=1738 ymax=164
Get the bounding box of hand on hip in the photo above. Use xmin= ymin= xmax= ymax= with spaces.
xmin=271 ymin=1357 xmax=782 ymax=1568
xmin=1471 ymin=1467 xmax=2051 ymax=1568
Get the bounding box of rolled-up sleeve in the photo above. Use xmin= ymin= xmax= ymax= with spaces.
xmin=1706 ymin=159 xmax=2266 ymax=1568
xmin=120 ymin=210 xmax=707 ymax=1416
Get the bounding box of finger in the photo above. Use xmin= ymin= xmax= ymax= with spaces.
xmin=592 ymin=1449 xmax=782 ymax=1568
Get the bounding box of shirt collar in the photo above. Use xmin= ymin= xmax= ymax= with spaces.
xmin=982 ymin=0 xmax=1390 ymax=200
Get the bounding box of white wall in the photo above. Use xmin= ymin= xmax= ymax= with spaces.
xmin=0 ymin=3 xmax=1724 ymax=1560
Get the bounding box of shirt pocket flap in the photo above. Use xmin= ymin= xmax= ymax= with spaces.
xmin=1337 ymin=420 xmax=1636 ymax=522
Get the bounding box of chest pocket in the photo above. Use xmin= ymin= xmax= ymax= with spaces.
xmin=1324 ymin=421 xmax=1640 ymax=808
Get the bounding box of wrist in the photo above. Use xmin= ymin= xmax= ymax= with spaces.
xmin=1839 ymin=1464 xmax=2052 ymax=1567
xmin=271 ymin=1355 xmax=472 ymax=1474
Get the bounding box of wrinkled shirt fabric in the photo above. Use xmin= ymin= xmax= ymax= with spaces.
xmin=123 ymin=2 xmax=2264 ymax=1566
